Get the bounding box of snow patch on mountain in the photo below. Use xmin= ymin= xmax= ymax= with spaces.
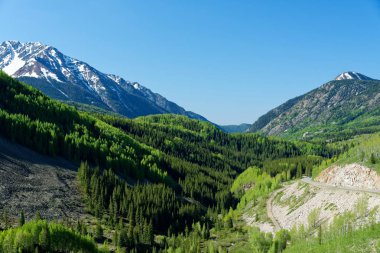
xmin=133 ymin=83 xmax=142 ymax=90
xmin=335 ymin=71 xmax=373 ymax=81
xmin=0 ymin=40 xmax=208 ymax=121
xmin=40 ymin=67 xmax=62 ymax=83
xmin=2 ymin=54 xmax=25 ymax=75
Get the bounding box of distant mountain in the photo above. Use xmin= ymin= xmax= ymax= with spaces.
xmin=334 ymin=71 xmax=374 ymax=81
xmin=248 ymin=72 xmax=380 ymax=140
xmin=0 ymin=40 xmax=207 ymax=121
xmin=219 ymin=123 xmax=251 ymax=133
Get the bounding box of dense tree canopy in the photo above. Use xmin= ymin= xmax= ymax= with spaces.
xmin=0 ymin=71 xmax=342 ymax=251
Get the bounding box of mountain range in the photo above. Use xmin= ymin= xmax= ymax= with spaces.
xmin=249 ymin=71 xmax=380 ymax=140
xmin=0 ymin=40 xmax=207 ymax=121
xmin=220 ymin=123 xmax=251 ymax=133
xmin=2 ymin=40 xmax=378 ymax=138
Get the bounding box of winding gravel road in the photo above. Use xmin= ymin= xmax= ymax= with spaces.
xmin=266 ymin=188 xmax=282 ymax=231
xmin=301 ymin=177 xmax=380 ymax=194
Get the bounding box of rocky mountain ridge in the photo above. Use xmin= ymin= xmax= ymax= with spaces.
xmin=0 ymin=40 xmax=207 ymax=120
xmin=249 ymin=72 xmax=380 ymax=138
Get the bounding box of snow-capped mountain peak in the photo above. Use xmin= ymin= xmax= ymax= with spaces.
xmin=335 ymin=71 xmax=373 ymax=81
xmin=0 ymin=40 xmax=207 ymax=121
xmin=0 ymin=40 xmax=141 ymax=90
xmin=0 ymin=41 xmax=62 ymax=81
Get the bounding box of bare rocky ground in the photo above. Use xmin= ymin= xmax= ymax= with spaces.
xmin=0 ymin=137 xmax=86 ymax=225
xmin=271 ymin=180 xmax=380 ymax=230
xmin=316 ymin=163 xmax=380 ymax=189
xmin=245 ymin=164 xmax=380 ymax=233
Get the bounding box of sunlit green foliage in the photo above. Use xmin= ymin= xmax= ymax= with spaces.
xmin=231 ymin=167 xmax=283 ymax=213
xmin=337 ymin=133 xmax=380 ymax=171
xmin=286 ymin=209 xmax=380 ymax=252
xmin=262 ymin=155 xmax=324 ymax=178
xmin=249 ymin=227 xmax=290 ymax=253
xmin=312 ymin=133 xmax=380 ymax=177
xmin=0 ymin=220 xmax=101 ymax=253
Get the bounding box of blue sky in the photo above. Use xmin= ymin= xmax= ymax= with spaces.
xmin=1 ymin=0 xmax=380 ymax=124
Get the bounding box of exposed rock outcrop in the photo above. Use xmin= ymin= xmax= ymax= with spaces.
xmin=316 ymin=163 xmax=380 ymax=190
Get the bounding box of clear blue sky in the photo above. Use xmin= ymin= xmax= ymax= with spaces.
xmin=1 ymin=0 xmax=380 ymax=124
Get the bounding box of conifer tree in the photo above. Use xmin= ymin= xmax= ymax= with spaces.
xmin=95 ymin=222 xmax=103 ymax=240
xmin=19 ymin=210 xmax=25 ymax=226
xmin=35 ymin=211 xmax=42 ymax=221
xmin=370 ymin=153 xmax=377 ymax=164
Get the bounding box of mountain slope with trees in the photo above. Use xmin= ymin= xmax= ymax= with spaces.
xmin=249 ymin=72 xmax=380 ymax=141
xmin=0 ymin=71 xmax=337 ymax=251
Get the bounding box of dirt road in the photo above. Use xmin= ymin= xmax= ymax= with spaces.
xmin=266 ymin=188 xmax=282 ymax=231
xmin=301 ymin=177 xmax=380 ymax=194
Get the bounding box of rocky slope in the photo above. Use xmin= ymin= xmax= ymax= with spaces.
xmin=316 ymin=163 xmax=380 ymax=190
xmin=270 ymin=180 xmax=380 ymax=231
xmin=248 ymin=72 xmax=380 ymax=139
xmin=0 ymin=137 xmax=85 ymax=222
xmin=0 ymin=40 xmax=207 ymax=120
xmin=245 ymin=162 xmax=380 ymax=233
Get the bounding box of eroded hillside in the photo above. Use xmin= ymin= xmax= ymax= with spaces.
xmin=0 ymin=137 xmax=85 ymax=224
xmin=271 ymin=178 xmax=380 ymax=231
xmin=243 ymin=162 xmax=380 ymax=235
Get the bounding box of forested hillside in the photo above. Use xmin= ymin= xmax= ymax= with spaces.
xmin=0 ymin=71 xmax=169 ymax=183
xmin=0 ymin=71 xmax=338 ymax=251
xmin=249 ymin=75 xmax=380 ymax=141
